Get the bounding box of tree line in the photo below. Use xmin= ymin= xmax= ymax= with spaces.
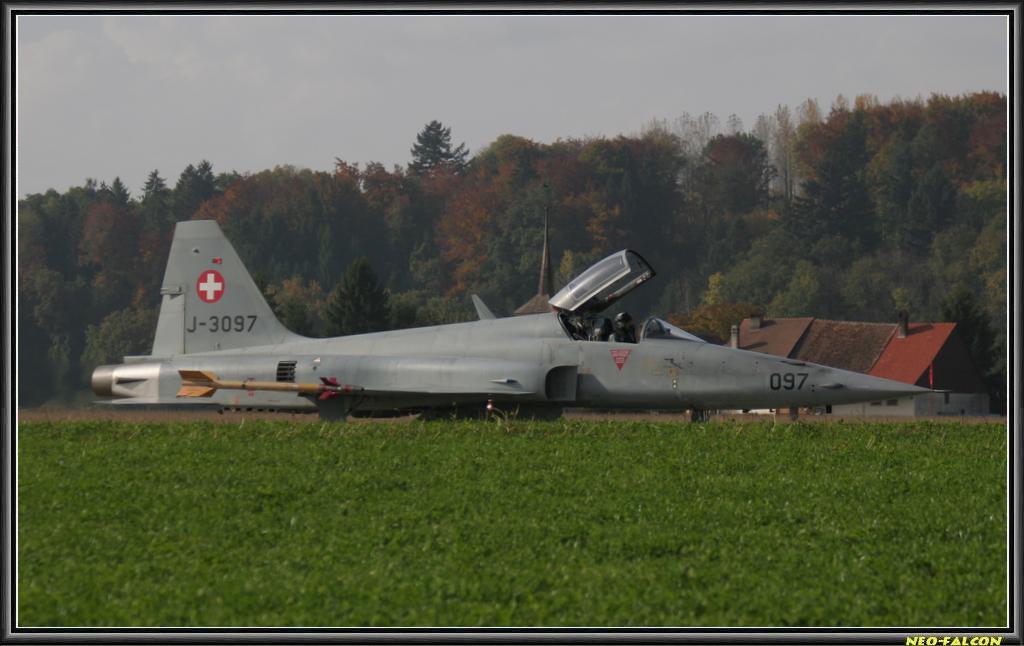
xmin=17 ymin=97 xmax=1007 ymax=409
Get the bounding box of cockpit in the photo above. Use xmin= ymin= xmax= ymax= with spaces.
xmin=639 ymin=317 xmax=705 ymax=343
xmin=550 ymin=249 xmax=705 ymax=345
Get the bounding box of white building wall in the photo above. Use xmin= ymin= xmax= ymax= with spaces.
xmin=830 ymin=392 xmax=988 ymax=417
xmin=832 ymin=396 xmax=915 ymax=417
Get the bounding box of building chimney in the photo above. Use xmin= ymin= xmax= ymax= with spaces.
xmin=730 ymin=325 xmax=740 ymax=349
xmin=897 ymin=309 xmax=909 ymax=339
xmin=750 ymin=315 xmax=762 ymax=331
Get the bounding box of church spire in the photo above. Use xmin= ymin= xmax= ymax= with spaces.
xmin=538 ymin=207 xmax=553 ymax=297
xmin=512 ymin=193 xmax=557 ymax=316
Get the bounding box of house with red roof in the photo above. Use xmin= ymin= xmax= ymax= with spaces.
xmin=733 ymin=313 xmax=989 ymax=416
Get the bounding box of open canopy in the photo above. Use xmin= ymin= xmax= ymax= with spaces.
xmin=549 ymin=250 xmax=655 ymax=314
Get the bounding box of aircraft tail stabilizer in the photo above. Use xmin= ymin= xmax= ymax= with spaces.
xmin=151 ymin=220 xmax=301 ymax=356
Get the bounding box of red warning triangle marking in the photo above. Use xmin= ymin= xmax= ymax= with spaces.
xmin=610 ymin=349 xmax=631 ymax=370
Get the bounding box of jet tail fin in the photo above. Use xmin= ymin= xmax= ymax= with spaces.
xmin=152 ymin=220 xmax=301 ymax=356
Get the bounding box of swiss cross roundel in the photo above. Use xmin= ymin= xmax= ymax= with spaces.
xmin=196 ymin=270 xmax=225 ymax=303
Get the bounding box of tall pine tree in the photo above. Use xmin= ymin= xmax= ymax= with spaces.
xmin=786 ymin=111 xmax=874 ymax=249
xmin=141 ymin=169 xmax=172 ymax=231
xmin=409 ymin=120 xmax=469 ymax=175
xmin=173 ymin=160 xmax=217 ymax=220
xmin=325 ymin=258 xmax=390 ymax=336
xmin=941 ymin=287 xmax=999 ymax=411
xmin=109 ymin=177 xmax=131 ymax=207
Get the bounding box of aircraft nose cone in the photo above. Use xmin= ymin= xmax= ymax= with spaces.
xmin=843 ymin=371 xmax=931 ymax=398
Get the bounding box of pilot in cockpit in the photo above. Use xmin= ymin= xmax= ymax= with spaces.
xmin=612 ymin=311 xmax=637 ymax=343
xmin=590 ymin=317 xmax=613 ymax=342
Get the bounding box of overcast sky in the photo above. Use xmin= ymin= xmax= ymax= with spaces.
xmin=16 ymin=12 xmax=1008 ymax=198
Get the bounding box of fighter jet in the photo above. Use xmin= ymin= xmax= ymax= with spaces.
xmin=91 ymin=220 xmax=930 ymax=420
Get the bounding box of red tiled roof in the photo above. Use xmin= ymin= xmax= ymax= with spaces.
xmin=738 ymin=317 xmax=813 ymax=357
xmin=792 ymin=319 xmax=896 ymax=373
xmin=869 ymin=323 xmax=956 ymax=385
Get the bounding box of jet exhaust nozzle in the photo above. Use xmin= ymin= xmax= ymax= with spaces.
xmin=91 ymin=364 xmax=117 ymax=397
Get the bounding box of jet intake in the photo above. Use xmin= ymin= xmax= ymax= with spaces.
xmin=545 ymin=366 xmax=578 ymax=402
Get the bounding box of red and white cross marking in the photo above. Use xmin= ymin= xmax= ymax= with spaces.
xmin=196 ymin=270 xmax=225 ymax=303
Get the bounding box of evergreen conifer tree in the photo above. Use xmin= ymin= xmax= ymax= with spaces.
xmin=141 ymin=169 xmax=172 ymax=230
xmin=409 ymin=120 xmax=469 ymax=175
xmin=173 ymin=160 xmax=217 ymax=220
xmin=109 ymin=177 xmax=131 ymax=206
xmin=325 ymin=258 xmax=391 ymax=336
xmin=942 ymin=288 xmax=999 ymax=409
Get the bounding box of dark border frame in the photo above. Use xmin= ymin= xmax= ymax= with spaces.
xmin=3 ymin=3 xmax=1019 ymax=644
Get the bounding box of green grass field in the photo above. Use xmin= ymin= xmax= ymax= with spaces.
xmin=17 ymin=418 xmax=1007 ymax=627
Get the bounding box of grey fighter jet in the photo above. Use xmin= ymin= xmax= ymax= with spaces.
xmin=91 ymin=220 xmax=930 ymax=419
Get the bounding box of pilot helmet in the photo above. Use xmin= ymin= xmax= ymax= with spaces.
xmin=614 ymin=311 xmax=632 ymax=325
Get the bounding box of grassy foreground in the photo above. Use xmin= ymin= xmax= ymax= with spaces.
xmin=17 ymin=418 xmax=1006 ymax=627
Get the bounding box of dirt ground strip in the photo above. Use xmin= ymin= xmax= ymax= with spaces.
xmin=15 ymin=406 xmax=1003 ymax=426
